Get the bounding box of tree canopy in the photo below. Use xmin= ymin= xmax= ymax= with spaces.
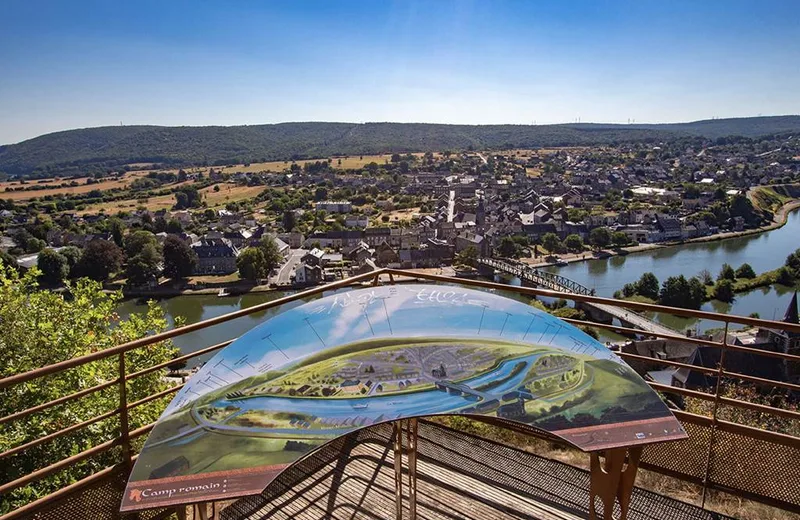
xmin=237 ymin=247 xmax=269 ymax=281
xmin=36 ymin=248 xmax=69 ymax=286
xmin=589 ymin=227 xmax=611 ymax=249
xmin=659 ymin=275 xmax=706 ymax=309
xmin=259 ymin=235 xmax=283 ymax=273
xmin=162 ymin=236 xmax=197 ymax=279
xmin=74 ymin=239 xmax=124 ymax=281
xmin=0 ymin=265 xmax=179 ymax=513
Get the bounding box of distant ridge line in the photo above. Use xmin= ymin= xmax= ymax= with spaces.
xmin=1 ymin=115 xmax=799 ymax=178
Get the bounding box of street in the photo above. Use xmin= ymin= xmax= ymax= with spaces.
xmin=271 ymin=248 xmax=306 ymax=286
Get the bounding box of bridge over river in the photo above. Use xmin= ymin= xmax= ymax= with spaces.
xmin=475 ymin=257 xmax=679 ymax=338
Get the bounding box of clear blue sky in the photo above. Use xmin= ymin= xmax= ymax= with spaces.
xmin=1 ymin=0 xmax=798 ymax=144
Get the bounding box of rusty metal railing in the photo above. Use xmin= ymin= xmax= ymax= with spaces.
xmin=1 ymin=268 xmax=798 ymax=518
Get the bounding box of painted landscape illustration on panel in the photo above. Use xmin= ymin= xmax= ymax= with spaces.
xmin=122 ymin=285 xmax=685 ymax=511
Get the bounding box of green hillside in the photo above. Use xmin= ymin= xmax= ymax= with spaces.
xmin=1 ymin=116 xmax=799 ymax=178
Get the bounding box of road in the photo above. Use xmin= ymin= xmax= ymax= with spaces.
xmin=447 ymin=190 xmax=455 ymax=222
xmin=587 ymin=303 xmax=678 ymax=337
xmin=272 ymin=248 xmax=306 ymax=286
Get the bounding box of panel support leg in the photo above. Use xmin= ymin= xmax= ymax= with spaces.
xmin=589 ymin=447 xmax=642 ymax=520
xmin=406 ymin=418 xmax=418 ymax=520
xmin=393 ymin=421 xmax=404 ymax=520
xmin=193 ymin=502 xmax=211 ymax=520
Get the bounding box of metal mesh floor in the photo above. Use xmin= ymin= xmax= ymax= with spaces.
xmin=221 ymin=421 xmax=734 ymax=520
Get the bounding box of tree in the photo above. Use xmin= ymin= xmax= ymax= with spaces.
xmin=735 ymin=263 xmax=756 ymax=279
xmin=635 ymin=272 xmax=660 ymax=300
xmin=259 ymin=236 xmax=283 ymax=273
xmin=687 ymin=277 xmax=707 ymax=309
xmin=75 ymin=240 xmax=124 ymax=281
xmin=776 ymin=266 xmax=795 ymax=285
xmin=173 ymin=186 xmax=202 ymax=209
xmin=237 ymin=247 xmax=268 ymax=281
xmin=564 ymin=234 xmax=584 ymax=253
xmin=589 ymin=227 xmax=611 ymax=249
xmin=0 ymin=250 xmax=17 ymax=271
xmin=541 ymin=233 xmax=561 ymax=254
xmin=698 ymin=269 xmax=714 ymax=285
xmin=125 ymin=243 xmax=163 ymax=287
xmin=153 ymin=216 xmax=168 ymax=233
xmin=107 ymin=217 xmax=125 ymax=247
xmin=611 ymin=231 xmax=630 ymax=247
xmin=455 ymin=245 xmax=478 ymax=267
xmin=713 ymin=279 xmax=735 ymax=302
xmin=718 ymin=263 xmax=736 ymax=281
xmin=659 ymin=275 xmax=706 ymax=309
xmin=124 ymin=230 xmax=160 ymax=258
xmin=37 ymin=248 xmax=69 ymax=286
xmin=314 ymin=187 xmax=328 ymax=201
xmin=786 ymin=248 xmax=800 ymax=277
xmin=58 ymin=246 xmax=82 ymax=275
xmin=0 ymin=267 xmax=179 ymax=513
xmin=166 ymin=218 xmax=183 ymax=234
xmin=282 ymin=210 xmax=297 ymax=232
xmin=498 ymin=236 xmax=520 ymax=258
xmin=162 ymin=235 xmax=197 ymax=279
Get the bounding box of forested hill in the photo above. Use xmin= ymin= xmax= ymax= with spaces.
xmin=2 ymin=116 xmax=799 ymax=178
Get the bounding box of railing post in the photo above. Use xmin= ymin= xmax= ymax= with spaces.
xmin=118 ymin=352 xmax=132 ymax=469
xmin=701 ymin=320 xmax=729 ymax=508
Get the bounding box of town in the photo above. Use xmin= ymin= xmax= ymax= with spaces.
xmin=2 ymin=132 xmax=799 ymax=295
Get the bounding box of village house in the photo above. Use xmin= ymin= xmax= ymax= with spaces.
xmin=191 ymin=238 xmax=239 ymax=274
xmin=314 ymin=200 xmax=352 ymax=213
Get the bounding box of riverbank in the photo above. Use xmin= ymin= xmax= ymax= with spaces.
xmin=121 ymin=199 xmax=800 ymax=298
xmin=521 ymin=199 xmax=800 ymax=270
xmin=120 ymin=267 xmax=458 ymax=299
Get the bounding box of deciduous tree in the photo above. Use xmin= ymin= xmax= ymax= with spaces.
xmin=125 ymin=243 xmax=163 ymax=287
xmin=75 ymin=239 xmax=124 ymax=281
xmin=541 ymin=233 xmax=561 ymax=254
xmin=735 ymin=263 xmax=756 ymax=279
xmin=162 ymin=235 xmax=197 ymax=279
xmin=564 ymin=234 xmax=584 ymax=253
xmin=589 ymin=227 xmax=611 ymax=249
xmin=237 ymin=247 xmax=268 ymax=281
xmin=37 ymin=248 xmax=69 ymax=286
xmin=0 ymin=267 xmax=179 ymax=513
xmin=259 ymin=236 xmax=283 ymax=272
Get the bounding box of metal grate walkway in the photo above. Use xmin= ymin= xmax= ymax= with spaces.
xmin=221 ymin=421 xmax=734 ymax=520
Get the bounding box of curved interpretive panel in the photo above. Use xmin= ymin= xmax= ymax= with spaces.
xmin=122 ymin=284 xmax=686 ymax=511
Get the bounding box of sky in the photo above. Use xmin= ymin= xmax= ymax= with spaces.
xmin=1 ymin=0 xmax=799 ymax=144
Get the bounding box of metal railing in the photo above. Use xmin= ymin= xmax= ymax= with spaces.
xmin=1 ymin=268 xmax=798 ymax=518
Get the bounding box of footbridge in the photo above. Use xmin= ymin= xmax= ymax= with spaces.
xmin=475 ymin=257 xmax=679 ymax=337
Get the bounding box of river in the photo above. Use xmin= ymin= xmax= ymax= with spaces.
xmin=118 ymin=209 xmax=800 ymax=359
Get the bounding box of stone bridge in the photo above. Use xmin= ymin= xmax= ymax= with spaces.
xmin=475 ymin=257 xmax=679 ymax=337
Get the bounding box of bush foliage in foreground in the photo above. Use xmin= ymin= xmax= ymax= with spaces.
xmin=0 ymin=261 xmax=181 ymax=513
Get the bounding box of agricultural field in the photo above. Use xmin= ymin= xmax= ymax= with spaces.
xmin=0 ymin=171 xmax=150 ymax=201
xmin=201 ymin=183 xmax=265 ymax=207
xmin=208 ymin=153 xmax=440 ymax=174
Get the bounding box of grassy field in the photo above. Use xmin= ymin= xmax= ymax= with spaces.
xmin=75 ymin=182 xmax=264 ymax=214
xmin=208 ymin=153 xmax=443 ymax=174
xmin=202 ymin=184 xmax=265 ymax=207
xmin=0 ymin=171 xmax=149 ymax=201
xmin=380 ymin=207 xmax=420 ymax=223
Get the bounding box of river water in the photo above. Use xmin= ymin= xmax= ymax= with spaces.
xmin=118 ymin=209 xmax=800 ymax=359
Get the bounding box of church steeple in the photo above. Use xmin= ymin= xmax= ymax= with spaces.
xmin=783 ymin=291 xmax=799 ymax=325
